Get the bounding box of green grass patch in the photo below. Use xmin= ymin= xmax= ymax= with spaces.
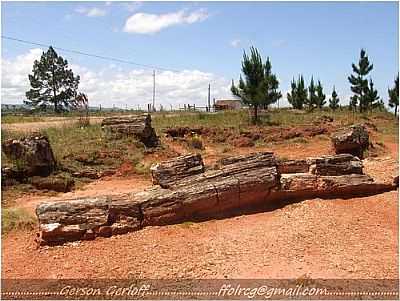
xmin=2 ymin=208 xmax=36 ymax=235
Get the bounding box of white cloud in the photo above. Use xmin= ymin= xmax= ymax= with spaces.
xmin=1 ymin=49 xmax=231 ymax=109
xmin=123 ymin=9 xmax=209 ymax=34
xmin=75 ymin=7 xmax=107 ymax=17
xmin=230 ymin=39 xmax=241 ymax=48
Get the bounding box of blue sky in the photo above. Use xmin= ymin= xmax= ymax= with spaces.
xmin=1 ymin=1 xmax=398 ymax=109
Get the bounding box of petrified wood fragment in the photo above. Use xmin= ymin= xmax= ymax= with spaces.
xmin=101 ymin=114 xmax=159 ymax=147
xmin=150 ymin=153 xmax=204 ymax=188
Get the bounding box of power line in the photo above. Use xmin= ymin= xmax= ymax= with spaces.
xmin=1 ymin=35 xmax=182 ymax=73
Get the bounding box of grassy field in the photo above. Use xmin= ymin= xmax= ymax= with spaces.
xmin=2 ymin=123 xmax=147 ymax=176
xmin=152 ymin=108 xmax=398 ymax=134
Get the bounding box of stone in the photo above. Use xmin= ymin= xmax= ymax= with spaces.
xmin=150 ymin=153 xmax=204 ymax=188
xmin=31 ymin=175 xmax=74 ymax=192
xmin=101 ymin=114 xmax=159 ymax=147
xmin=2 ymin=135 xmax=56 ymax=177
xmin=331 ymin=124 xmax=369 ymax=158
xmin=277 ymin=159 xmax=309 ymax=174
xmin=308 ymin=154 xmax=363 ymax=176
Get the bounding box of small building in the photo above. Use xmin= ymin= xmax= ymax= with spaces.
xmin=214 ymin=99 xmax=242 ymax=111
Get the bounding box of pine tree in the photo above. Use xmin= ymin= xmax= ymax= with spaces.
xmin=329 ymin=86 xmax=340 ymax=111
xmin=305 ymin=76 xmax=317 ymax=111
xmin=262 ymin=57 xmax=282 ymax=109
xmin=287 ymin=75 xmax=308 ymax=110
xmin=388 ymin=74 xmax=399 ymax=116
xmin=231 ymin=47 xmax=281 ymax=123
xmin=365 ymin=79 xmax=380 ymax=111
xmin=348 ymin=49 xmax=373 ymax=113
xmin=315 ymin=80 xmax=326 ymax=109
xmin=25 ymin=46 xmax=80 ymax=113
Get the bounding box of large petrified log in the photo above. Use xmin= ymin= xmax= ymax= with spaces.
xmin=2 ymin=135 xmax=56 ymax=177
xmin=150 ymin=153 xmax=205 ymax=188
xmin=331 ymin=124 xmax=369 ymax=158
xmin=101 ymin=114 xmax=159 ymax=147
xmin=36 ymin=152 xmax=397 ymax=245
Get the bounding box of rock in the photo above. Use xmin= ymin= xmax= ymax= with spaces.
xmin=36 ymin=195 xmax=142 ymax=244
xmin=308 ymin=154 xmax=363 ymax=176
xmin=1 ymin=167 xmax=25 ymax=185
xmin=101 ymin=114 xmax=159 ymax=147
xmin=36 ymin=151 xmax=397 ymax=245
xmin=31 ymin=175 xmax=74 ymax=192
xmin=277 ymin=173 xmax=394 ymax=199
xmin=331 ymin=125 xmax=369 ymax=158
xmin=150 ymin=153 xmax=205 ymax=188
xmin=2 ymin=135 xmax=56 ymax=177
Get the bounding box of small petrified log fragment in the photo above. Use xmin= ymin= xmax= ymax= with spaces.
xmin=101 ymin=114 xmax=159 ymax=147
xmin=331 ymin=124 xmax=369 ymax=158
xmin=150 ymin=153 xmax=204 ymax=188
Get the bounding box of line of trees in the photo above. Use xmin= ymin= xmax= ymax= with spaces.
xmin=231 ymin=47 xmax=399 ymax=122
xmin=25 ymin=46 xmax=399 ymax=119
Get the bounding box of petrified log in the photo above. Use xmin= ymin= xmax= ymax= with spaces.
xmin=150 ymin=153 xmax=205 ymax=188
xmin=36 ymin=194 xmax=142 ymax=243
xmin=2 ymin=135 xmax=56 ymax=177
xmin=101 ymin=114 xmax=159 ymax=147
xmin=276 ymin=173 xmax=394 ymax=200
xmin=308 ymin=154 xmax=363 ymax=176
xmin=331 ymin=124 xmax=369 ymax=158
xmin=35 ymin=151 xmax=397 ymax=245
xmin=277 ymin=159 xmax=309 ymax=174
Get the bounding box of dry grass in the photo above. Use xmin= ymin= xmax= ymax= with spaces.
xmin=2 ymin=207 xmax=36 ymax=235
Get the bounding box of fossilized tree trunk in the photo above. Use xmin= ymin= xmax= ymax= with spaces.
xmin=36 ymin=152 xmax=397 ymax=245
xmin=101 ymin=114 xmax=159 ymax=147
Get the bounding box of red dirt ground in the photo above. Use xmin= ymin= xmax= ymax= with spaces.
xmin=1 ymin=135 xmax=398 ymax=280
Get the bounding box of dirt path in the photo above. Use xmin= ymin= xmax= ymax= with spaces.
xmin=2 ymin=117 xmax=104 ymax=132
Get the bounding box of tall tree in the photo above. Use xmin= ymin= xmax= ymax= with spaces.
xmin=315 ymin=80 xmax=326 ymax=109
xmin=305 ymin=76 xmax=317 ymax=111
xmin=365 ymin=79 xmax=380 ymax=111
xmin=231 ymin=47 xmax=281 ymax=123
xmin=262 ymin=57 xmax=282 ymax=109
xmin=287 ymin=75 xmax=308 ymax=110
xmin=388 ymin=74 xmax=399 ymax=116
xmin=329 ymin=86 xmax=340 ymax=111
xmin=348 ymin=49 xmax=373 ymax=113
xmin=25 ymin=46 xmax=80 ymax=113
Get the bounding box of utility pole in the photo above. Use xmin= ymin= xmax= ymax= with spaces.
xmin=152 ymin=70 xmax=156 ymax=111
xmin=207 ymin=83 xmax=211 ymax=111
